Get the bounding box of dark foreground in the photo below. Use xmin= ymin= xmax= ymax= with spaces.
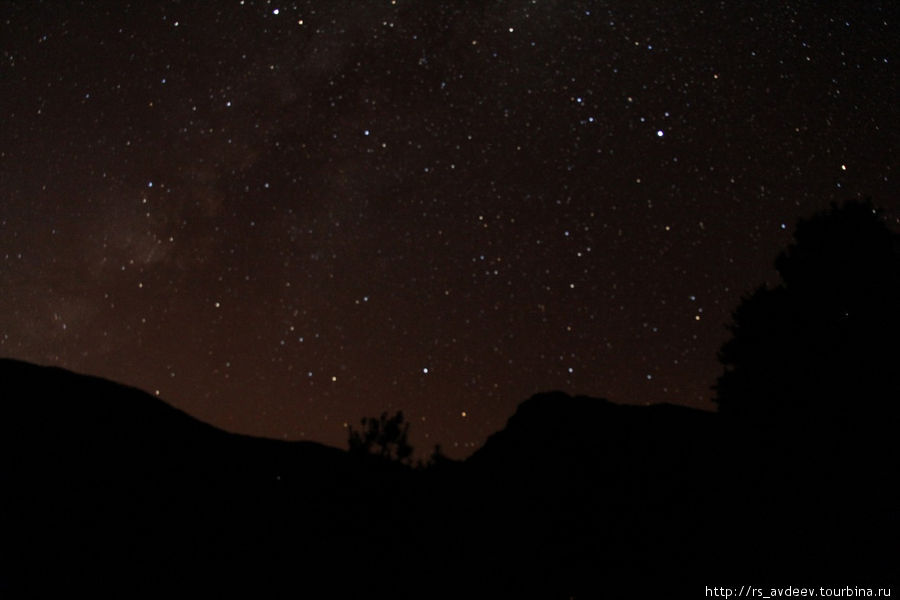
xmin=1 ymin=359 xmax=896 ymax=597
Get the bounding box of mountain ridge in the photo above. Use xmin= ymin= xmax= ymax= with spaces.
xmin=1 ymin=358 xmax=895 ymax=596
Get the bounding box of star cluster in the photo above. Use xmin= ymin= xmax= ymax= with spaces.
xmin=1 ymin=1 xmax=897 ymax=456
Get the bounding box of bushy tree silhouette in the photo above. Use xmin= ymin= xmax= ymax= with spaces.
xmin=715 ymin=199 xmax=899 ymax=429
xmin=347 ymin=410 xmax=414 ymax=464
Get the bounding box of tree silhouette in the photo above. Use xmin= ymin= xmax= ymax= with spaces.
xmin=421 ymin=444 xmax=452 ymax=470
xmin=347 ymin=410 xmax=414 ymax=465
xmin=715 ymin=199 xmax=900 ymax=430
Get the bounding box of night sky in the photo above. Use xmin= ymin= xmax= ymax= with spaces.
xmin=2 ymin=1 xmax=897 ymax=458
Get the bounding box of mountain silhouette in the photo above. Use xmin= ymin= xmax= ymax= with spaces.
xmin=2 ymin=360 xmax=896 ymax=596
xmin=458 ymin=391 xmax=894 ymax=592
xmin=1 ymin=359 xmax=413 ymax=595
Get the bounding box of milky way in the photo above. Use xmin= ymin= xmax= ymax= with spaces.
xmin=2 ymin=1 xmax=897 ymax=456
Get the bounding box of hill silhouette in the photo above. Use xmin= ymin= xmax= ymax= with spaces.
xmin=2 ymin=360 xmax=895 ymax=596
xmin=1 ymin=359 xmax=414 ymax=595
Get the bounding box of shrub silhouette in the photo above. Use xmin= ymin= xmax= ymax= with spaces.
xmin=421 ymin=444 xmax=453 ymax=470
xmin=347 ymin=410 xmax=414 ymax=464
xmin=715 ymin=199 xmax=900 ymax=429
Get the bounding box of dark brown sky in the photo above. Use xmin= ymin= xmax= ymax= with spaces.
xmin=2 ymin=0 xmax=897 ymax=457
